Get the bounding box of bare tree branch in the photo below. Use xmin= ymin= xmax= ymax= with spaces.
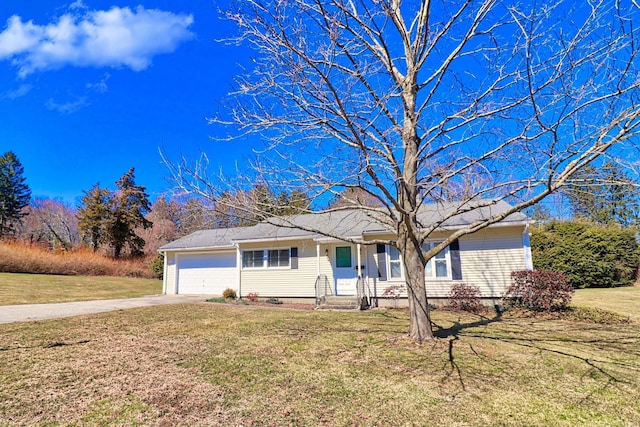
xmin=167 ymin=0 xmax=640 ymax=342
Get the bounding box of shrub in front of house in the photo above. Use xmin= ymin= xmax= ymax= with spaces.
xmin=381 ymin=285 xmax=404 ymax=300
xmin=447 ymin=283 xmax=484 ymax=314
xmin=222 ymin=288 xmax=237 ymax=299
xmin=504 ymin=270 xmax=573 ymax=311
xmin=530 ymin=221 xmax=639 ymax=288
xmin=151 ymin=253 xmax=164 ymax=279
xmin=245 ymin=292 xmax=259 ymax=302
xmin=381 ymin=285 xmax=404 ymax=308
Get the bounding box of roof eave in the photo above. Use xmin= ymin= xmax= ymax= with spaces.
xmin=436 ymin=219 xmax=530 ymax=231
xmin=231 ymin=235 xmax=315 ymax=244
xmin=158 ymin=244 xmax=236 ymax=253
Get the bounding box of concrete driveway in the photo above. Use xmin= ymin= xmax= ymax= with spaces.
xmin=0 ymin=295 xmax=207 ymax=324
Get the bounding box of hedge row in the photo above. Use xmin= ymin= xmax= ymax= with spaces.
xmin=530 ymin=221 xmax=639 ymax=288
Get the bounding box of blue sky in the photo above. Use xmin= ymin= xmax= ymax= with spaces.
xmin=0 ymin=1 xmax=254 ymax=205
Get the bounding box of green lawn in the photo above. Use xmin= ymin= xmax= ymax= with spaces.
xmin=573 ymin=285 xmax=640 ymax=322
xmin=0 ymin=272 xmax=162 ymax=305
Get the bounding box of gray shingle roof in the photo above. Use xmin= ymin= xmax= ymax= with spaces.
xmin=159 ymin=200 xmax=528 ymax=251
xmin=233 ymin=209 xmax=384 ymax=242
xmin=158 ymin=227 xmax=246 ymax=251
xmin=417 ymin=200 xmax=528 ymax=228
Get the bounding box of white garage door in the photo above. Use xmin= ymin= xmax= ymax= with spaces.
xmin=177 ymin=252 xmax=237 ymax=295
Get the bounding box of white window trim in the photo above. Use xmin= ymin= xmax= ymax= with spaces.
xmin=242 ymin=250 xmax=265 ymax=269
xmin=382 ymin=243 xmax=453 ymax=281
xmin=242 ymin=248 xmax=291 ymax=270
xmin=386 ymin=245 xmax=404 ymax=281
xmin=267 ymin=248 xmax=291 ymax=269
xmin=424 ymin=241 xmax=452 ymax=280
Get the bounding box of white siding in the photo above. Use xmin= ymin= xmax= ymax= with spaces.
xmin=364 ymin=226 xmax=526 ymax=299
xmin=163 ymin=252 xmax=177 ymax=294
xmin=454 ymin=226 xmax=525 ymax=297
xmin=365 ymin=243 xmax=407 ymax=298
xmin=240 ymin=240 xmax=333 ymax=297
xmin=163 ymin=224 xmax=526 ymax=300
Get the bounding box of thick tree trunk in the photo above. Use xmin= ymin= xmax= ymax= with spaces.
xmin=400 ymin=236 xmax=434 ymax=342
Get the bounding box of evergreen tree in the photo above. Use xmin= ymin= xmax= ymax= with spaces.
xmin=108 ymin=168 xmax=152 ymax=257
xmin=600 ymin=162 xmax=639 ymax=227
xmin=77 ymin=183 xmax=112 ymax=251
xmin=178 ymin=197 xmax=215 ymax=234
xmin=564 ymin=161 xmax=639 ymax=226
xmin=531 ymin=221 xmax=640 ymax=288
xmin=249 ymin=184 xmax=277 ymax=219
xmin=275 ymin=190 xmax=310 ymax=215
xmin=0 ymin=151 xmax=31 ymax=237
xmin=213 ymin=191 xmax=242 ymax=228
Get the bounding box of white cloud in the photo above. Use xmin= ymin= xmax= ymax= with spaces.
xmin=0 ymin=5 xmax=194 ymax=77
xmin=86 ymin=72 xmax=110 ymax=93
xmin=42 ymin=73 xmax=110 ymax=113
xmin=45 ymin=96 xmax=88 ymax=114
xmin=3 ymin=83 xmax=34 ymax=99
xmin=69 ymin=1 xmax=88 ymax=10
xmin=0 ymin=16 xmax=43 ymax=57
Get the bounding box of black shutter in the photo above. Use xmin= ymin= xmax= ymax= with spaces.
xmin=290 ymin=247 xmax=298 ymax=269
xmin=450 ymin=239 xmax=462 ymax=280
xmin=376 ymin=244 xmax=387 ymax=281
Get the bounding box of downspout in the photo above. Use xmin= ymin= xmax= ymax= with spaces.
xmin=316 ymin=241 xmax=321 ymax=305
xmin=174 ymin=252 xmax=180 ymax=294
xmin=161 ymin=250 xmax=167 ymax=294
xmin=234 ymin=243 xmax=242 ymax=299
xmin=523 ymin=224 xmax=533 ymax=271
xmin=316 ymin=241 xmax=321 ymax=277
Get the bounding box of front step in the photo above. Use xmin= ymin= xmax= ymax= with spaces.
xmin=316 ymin=295 xmax=361 ymax=310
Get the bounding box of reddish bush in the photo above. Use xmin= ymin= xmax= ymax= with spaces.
xmin=447 ymin=283 xmax=484 ymax=314
xmin=245 ymin=292 xmax=259 ymax=302
xmin=381 ymin=285 xmax=404 ymax=308
xmin=381 ymin=285 xmax=404 ymax=299
xmin=504 ymin=270 xmax=574 ymax=311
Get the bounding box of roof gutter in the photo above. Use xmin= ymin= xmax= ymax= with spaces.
xmin=359 ymin=219 xmax=530 ymax=237
xmin=435 ymin=220 xmax=531 ymax=231
xmin=158 ymin=245 xmax=237 ymax=252
xmin=231 ymin=235 xmax=315 ymax=244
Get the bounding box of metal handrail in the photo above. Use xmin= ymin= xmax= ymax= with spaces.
xmin=315 ymin=274 xmax=332 ymax=306
xmin=356 ymin=276 xmax=371 ymax=310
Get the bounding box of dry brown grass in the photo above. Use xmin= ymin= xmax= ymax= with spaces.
xmin=0 ymin=303 xmax=638 ymax=426
xmin=573 ymin=286 xmax=640 ymax=322
xmin=0 ymin=273 xmax=162 ymax=305
xmin=0 ymin=241 xmax=153 ymax=278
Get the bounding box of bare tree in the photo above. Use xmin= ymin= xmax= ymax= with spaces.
xmin=18 ymin=198 xmax=79 ymax=249
xmin=136 ymin=197 xmax=181 ymax=255
xmin=171 ymin=0 xmax=640 ymax=342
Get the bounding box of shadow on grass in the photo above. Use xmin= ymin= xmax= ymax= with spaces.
xmin=0 ymin=339 xmax=91 ymax=352
xmin=432 ymin=310 xmax=503 ymax=339
xmin=431 ymin=311 xmax=504 ymax=392
xmin=431 ymin=310 xmax=639 ymax=399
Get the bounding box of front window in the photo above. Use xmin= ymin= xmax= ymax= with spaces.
xmin=243 ymin=250 xmax=264 ymax=268
xmin=424 ymin=241 xmax=450 ymax=279
xmin=243 ymin=248 xmax=291 ymax=269
xmin=268 ymin=249 xmax=290 ymax=267
xmin=389 ymin=246 xmax=402 ymax=278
